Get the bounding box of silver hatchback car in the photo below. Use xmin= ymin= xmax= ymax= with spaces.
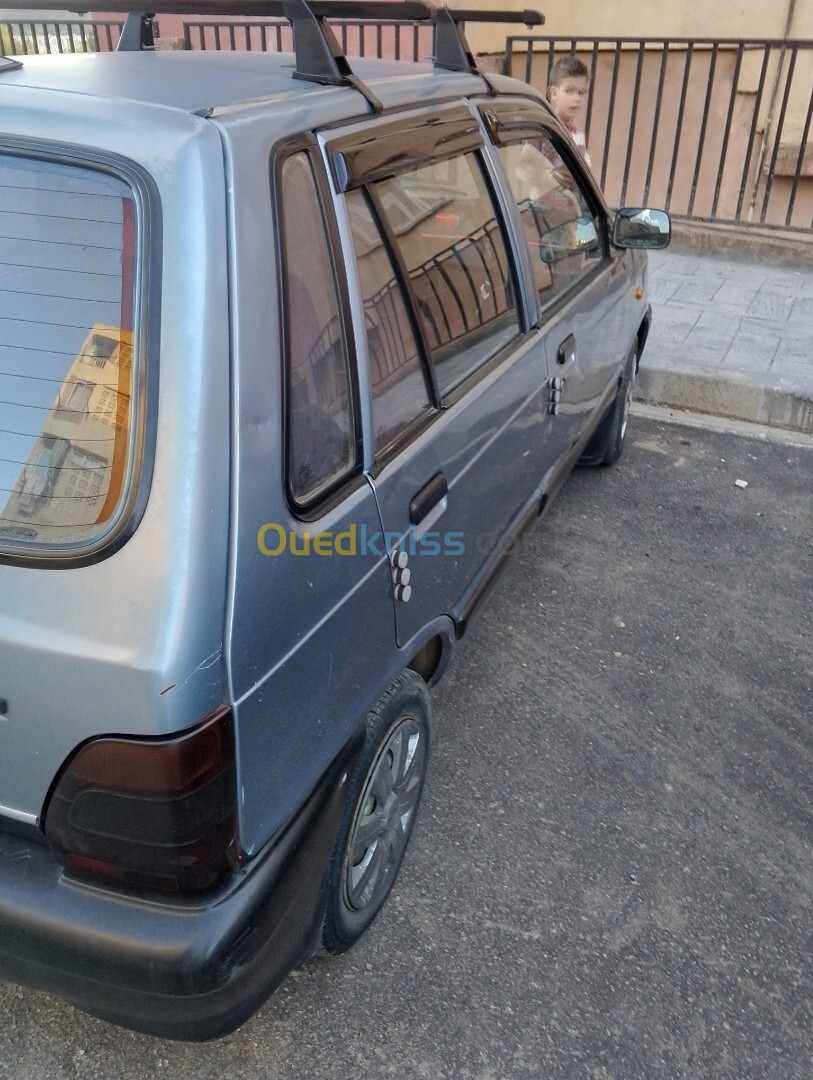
xmin=0 ymin=0 xmax=669 ymax=1038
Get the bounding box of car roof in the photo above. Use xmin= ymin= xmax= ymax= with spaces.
xmin=0 ymin=49 xmax=503 ymax=115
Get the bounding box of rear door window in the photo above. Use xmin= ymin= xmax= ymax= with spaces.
xmin=0 ymin=154 xmax=139 ymax=553
xmin=370 ymin=152 xmax=520 ymax=398
xmin=345 ymin=188 xmax=433 ymax=457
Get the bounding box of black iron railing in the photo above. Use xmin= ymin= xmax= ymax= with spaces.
xmin=363 ymin=279 xmax=419 ymax=388
xmin=183 ymin=18 xmax=291 ymax=51
xmin=0 ymin=20 xmax=124 ymax=53
xmin=183 ymin=17 xmax=431 ymax=59
xmin=0 ymin=15 xmax=428 ymax=58
xmin=504 ymin=35 xmax=813 ymax=233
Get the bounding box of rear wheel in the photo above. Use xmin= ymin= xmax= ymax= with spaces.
xmin=321 ymin=670 xmax=431 ymax=954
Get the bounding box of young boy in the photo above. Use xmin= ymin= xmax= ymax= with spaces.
xmin=547 ymin=55 xmax=592 ymax=169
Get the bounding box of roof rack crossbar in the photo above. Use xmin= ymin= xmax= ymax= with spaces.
xmin=447 ymin=10 xmax=544 ymax=26
xmin=12 ymin=2 xmax=541 ymax=23
xmin=55 ymin=2 xmax=434 ymax=19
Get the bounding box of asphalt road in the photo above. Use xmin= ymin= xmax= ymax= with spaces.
xmin=1 ymin=414 xmax=811 ymax=1079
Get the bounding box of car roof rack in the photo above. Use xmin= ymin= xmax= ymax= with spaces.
xmin=2 ymin=3 xmax=543 ymax=106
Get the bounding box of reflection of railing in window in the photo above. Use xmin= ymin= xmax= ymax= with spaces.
xmin=291 ymin=317 xmax=352 ymax=501
xmin=301 ymin=220 xmax=514 ymax=406
xmin=302 ymin=317 xmax=346 ymax=411
xmin=409 ymin=218 xmax=512 ymax=352
xmin=363 ymin=279 xmax=419 ymax=391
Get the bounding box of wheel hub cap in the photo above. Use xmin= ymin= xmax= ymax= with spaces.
xmin=344 ymin=717 xmax=426 ymax=912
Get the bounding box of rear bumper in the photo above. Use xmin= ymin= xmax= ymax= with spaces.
xmin=0 ymin=744 xmax=354 ymax=1040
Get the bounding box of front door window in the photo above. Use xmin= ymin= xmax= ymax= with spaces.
xmin=497 ymin=132 xmax=603 ymax=306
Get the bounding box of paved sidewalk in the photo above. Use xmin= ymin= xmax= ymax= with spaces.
xmin=636 ymin=247 xmax=813 ymax=435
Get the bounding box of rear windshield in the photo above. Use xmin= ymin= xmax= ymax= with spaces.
xmin=0 ymin=154 xmax=138 ymax=553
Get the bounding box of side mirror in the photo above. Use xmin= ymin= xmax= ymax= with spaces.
xmin=539 ymin=216 xmax=599 ymax=264
xmin=612 ymin=208 xmax=671 ymax=250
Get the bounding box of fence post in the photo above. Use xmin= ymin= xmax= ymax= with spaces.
xmin=748 ymin=42 xmax=788 ymax=222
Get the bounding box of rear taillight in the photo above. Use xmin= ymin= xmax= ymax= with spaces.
xmin=44 ymin=708 xmax=240 ymax=895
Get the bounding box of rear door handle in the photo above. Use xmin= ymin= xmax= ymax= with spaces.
xmin=409 ymin=472 xmax=448 ymax=526
xmin=557 ymin=334 xmax=576 ymax=366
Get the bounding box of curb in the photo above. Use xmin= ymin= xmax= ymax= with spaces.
xmin=635 ymin=362 xmax=813 ymax=437
xmin=669 ymin=220 xmax=813 ymax=269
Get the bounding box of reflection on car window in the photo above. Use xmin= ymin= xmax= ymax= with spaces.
xmin=371 ymin=153 xmax=520 ymax=399
xmin=280 ymin=152 xmax=355 ymax=506
xmin=498 ymin=133 xmax=602 ymax=305
xmin=346 ymin=189 xmax=433 ymax=456
xmin=0 ymin=156 xmax=137 ymax=551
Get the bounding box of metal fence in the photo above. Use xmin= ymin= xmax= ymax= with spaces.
xmin=182 ymin=17 xmax=430 ymax=59
xmin=0 ymin=20 xmax=123 ymax=54
xmin=0 ymin=15 xmax=432 ymax=60
xmin=505 ymin=36 xmax=813 ymax=233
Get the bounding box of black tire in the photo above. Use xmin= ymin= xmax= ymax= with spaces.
xmin=581 ymin=341 xmax=638 ymax=467
xmin=321 ymin=670 xmax=431 ymax=954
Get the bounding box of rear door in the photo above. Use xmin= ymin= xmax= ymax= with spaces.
xmin=327 ymin=107 xmax=551 ymax=647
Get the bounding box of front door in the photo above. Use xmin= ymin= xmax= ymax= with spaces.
xmin=485 ymin=101 xmax=631 ymax=466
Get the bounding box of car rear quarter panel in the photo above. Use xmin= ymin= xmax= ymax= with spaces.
xmin=0 ymin=94 xmax=232 ymax=827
